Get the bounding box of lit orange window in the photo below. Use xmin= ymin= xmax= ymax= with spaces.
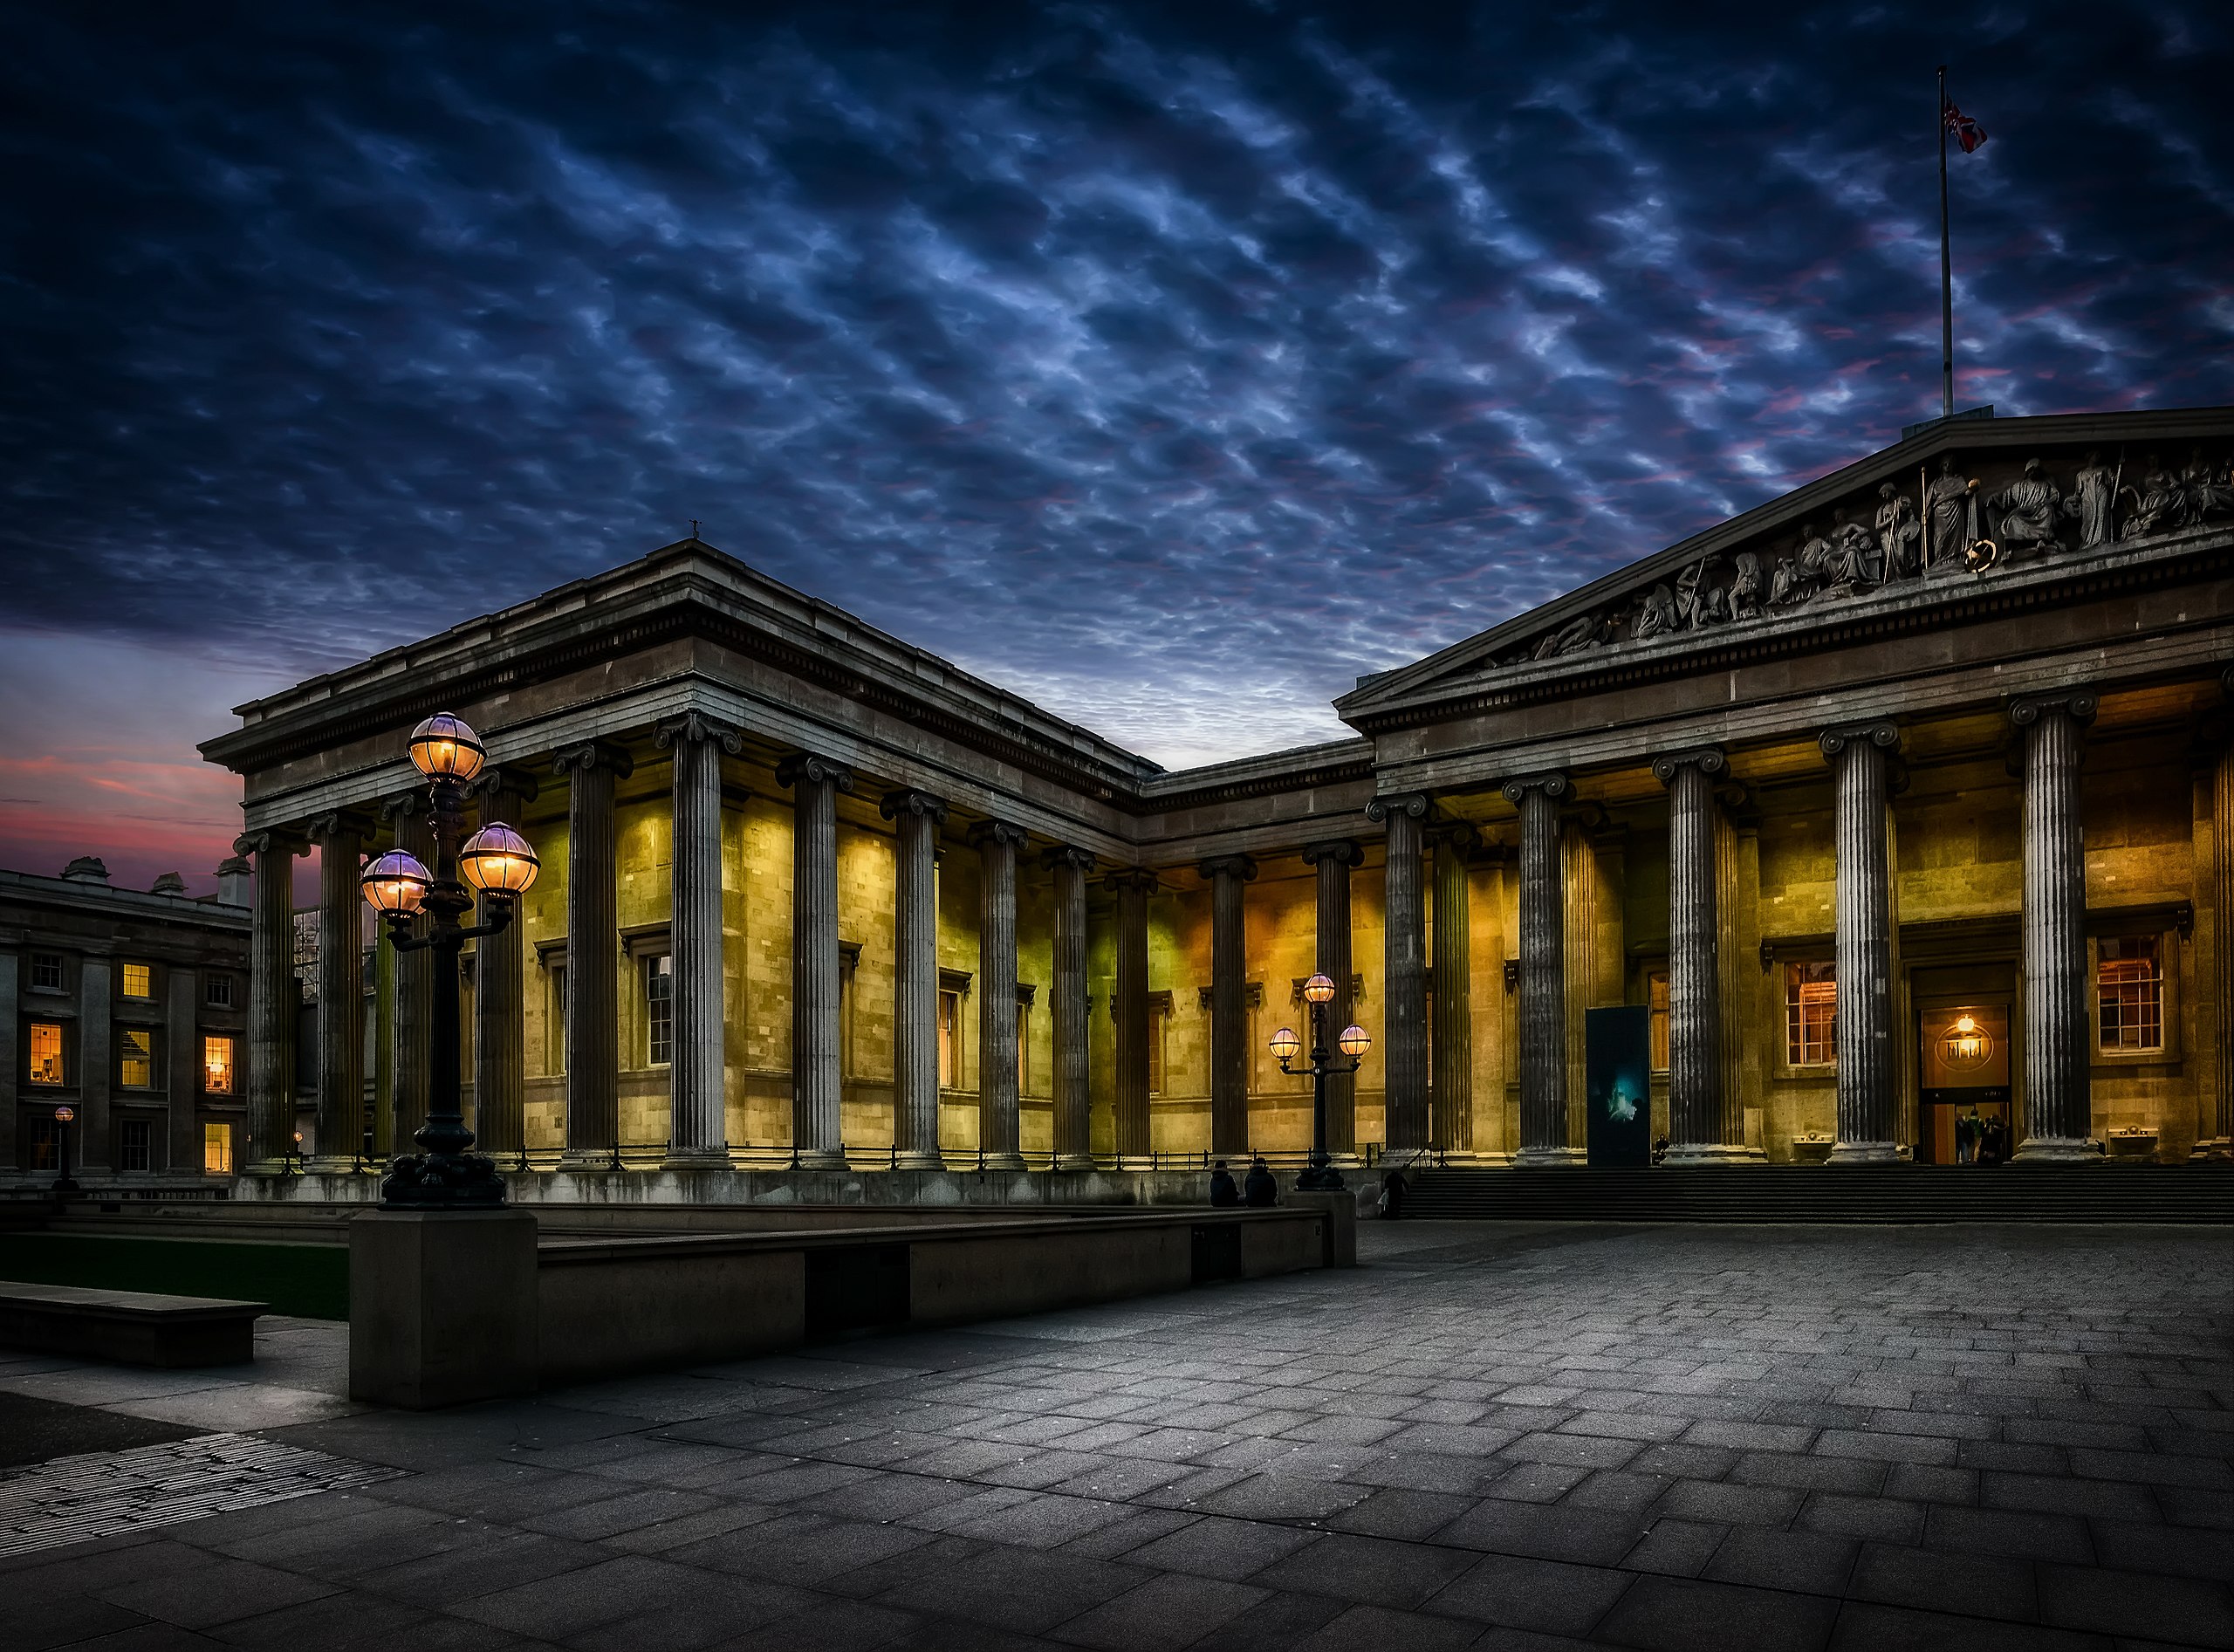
xmin=204 ymin=1035 xmax=236 ymax=1095
xmin=122 ymin=963 xmax=153 ymax=998
xmin=1785 ymin=963 xmax=1836 ymax=1066
xmin=203 ymin=1121 xmax=233 ymax=1175
xmin=120 ymin=1029 xmax=155 ymax=1088
xmin=29 ymin=1023 xmax=65 ymax=1085
xmin=1648 ymin=970 xmax=1670 ymax=1073
xmin=2099 ymin=938 xmax=2162 ymax=1052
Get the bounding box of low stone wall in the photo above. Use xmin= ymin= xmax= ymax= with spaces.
xmin=353 ymin=1205 xmax=1339 ymax=1406
xmin=239 ymin=1165 xmax=1232 ymax=1209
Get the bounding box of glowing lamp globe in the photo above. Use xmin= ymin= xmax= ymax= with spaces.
xmin=408 ymin=713 xmax=486 ymax=781
xmin=1268 ymin=1026 xmax=1300 ymax=1061
xmin=361 ymin=849 xmax=431 ymax=915
xmin=460 ymin=822 xmax=540 ymax=895
xmin=53 ymin=1106 xmax=74 ymax=1125
xmin=1303 ymin=972 xmax=1336 ymax=1004
xmin=1338 ymin=1024 xmax=1371 ymax=1058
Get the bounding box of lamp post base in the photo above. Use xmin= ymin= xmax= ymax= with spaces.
xmin=1294 ymin=1153 xmax=1347 ymax=1192
xmin=380 ymin=1151 xmax=508 ymax=1210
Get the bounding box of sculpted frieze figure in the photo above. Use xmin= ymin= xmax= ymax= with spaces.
xmin=2182 ymin=449 xmax=2234 ymax=520
xmin=1822 ymin=507 xmax=1881 ymax=597
xmin=1987 ymin=457 xmax=2064 ymax=559
xmin=2064 ymin=449 xmax=2119 ymax=550
xmin=1875 ymin=482 xmax=1922 ymax=579
xmin=1768 ymin=531 xmax=1818 ymax=607
xmin=2121 ymin=455 xmax=2186 ymax=539
xmin=1924 ymin=455 xmax=1976 ymax=571
xmin=1534 ymin=609 xmax=1605 ymax=660
xmin=1675 ymin=556 xmax=1729 ymax=629
xmin=1632 ymin=582 xmax=1679 ymax=641
xmin=1727 ymin=552 xmax=1764 ymax=619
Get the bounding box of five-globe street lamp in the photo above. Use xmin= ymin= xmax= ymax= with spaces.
xmin=1268 ymin=972 xmax=1371 ymax=1192
xmin=360 ymin=713 xmax=540 ymax=1209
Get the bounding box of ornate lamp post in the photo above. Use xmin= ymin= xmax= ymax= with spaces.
xmin=51 ymin=1105 xmax=78 ymax=1194
xmin=360 ymin=713 xmax=540 ymax=1209
xmin=1269 ymin=972 xmax=1371 ymax=1191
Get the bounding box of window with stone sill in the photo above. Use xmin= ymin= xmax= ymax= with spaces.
xmin=120 ymin=1028 xmax=157 ymax=1089
xmin=205 ymin=972 xmax=233 ymax=1008
xmin=643 ymin=953 xmax=674 ymax=1067
xmin=1148 ymin=1002 xmax=1169 ymax=1096
xmin=2098 ymin=936 xmax=2163 ymax=1053
xmin=204 ymin=1034 xmax=236 ymax=1095
xmin=1648 ymin=970 xmax=1670 ymax=1073
xmin=545 ymin=961 xmax=567 ymax=1074
xmin=122 ymin=962 xmax=154 ymax=999
xmin=938 ymin=990 xmax=963 ymax=1089
xmin=29 ymin=1021 xmax=65 ymax=1085
xmin=1016 ymin=1002 xmax=1030 ymax=1096
xmin=1785 ymin=962 xmax=1837 ymax=1067
xmin=203 ymin=1121 xmax=234 ymax=1175
xmin=26 ymin=1115 xmax=60 ymax=1171
xmin=31 ymin=952 xmax=65 ymax=991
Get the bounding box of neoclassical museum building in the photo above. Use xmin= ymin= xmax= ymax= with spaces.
xmin=196 ymin=405 xmax=2234 ymax=1182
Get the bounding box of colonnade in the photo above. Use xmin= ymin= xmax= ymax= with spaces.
xmin=237 ymin=692 xmax=2116 ymax=1173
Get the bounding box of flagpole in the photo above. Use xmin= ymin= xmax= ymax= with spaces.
xmin=1938 ymin=64 xmax=1953 ymax=420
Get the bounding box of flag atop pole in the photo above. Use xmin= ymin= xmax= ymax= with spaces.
xmin=1936 ymin=69 xmax=1988 ymax=420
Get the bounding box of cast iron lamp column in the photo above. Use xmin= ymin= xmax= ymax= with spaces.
xmin=51 ymin=1105 xmax=78 ymax=1194
xmin=359 ymin=714 xmax=542 ymax=1209
xmin=1270 ymin=972 xmax=1370 ymax=1192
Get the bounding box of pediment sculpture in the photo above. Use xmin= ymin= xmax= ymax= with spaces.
xmin=1505 ymin=445 xmax=2233 ymax=667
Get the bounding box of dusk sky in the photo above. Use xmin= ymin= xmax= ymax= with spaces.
xmin=5 ymin=2 xmax=2231 ymax=894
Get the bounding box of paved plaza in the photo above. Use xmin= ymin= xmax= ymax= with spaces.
xmin=6 ymin=1219 xmax=2233 ymax=1650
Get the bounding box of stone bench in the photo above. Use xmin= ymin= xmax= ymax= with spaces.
xmin=0 ymin=1280 xmax=266 ymax=1368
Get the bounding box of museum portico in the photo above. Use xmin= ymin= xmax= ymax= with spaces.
xmin=194 ymin=405 xmax=2234 ymax=1182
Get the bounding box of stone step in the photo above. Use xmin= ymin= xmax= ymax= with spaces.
xmin=1401 ymin=1165 xmax=2234 ymax=1224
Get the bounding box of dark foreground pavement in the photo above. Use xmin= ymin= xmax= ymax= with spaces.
xmin=4 ymin=1219 xmax=2231 ymax=1650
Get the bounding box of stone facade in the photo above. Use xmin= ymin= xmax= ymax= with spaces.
xmin=200 ymin=406 xmax=2234 ymax=1176
xmin=2 ymin=859 xmax=252 ymax=1181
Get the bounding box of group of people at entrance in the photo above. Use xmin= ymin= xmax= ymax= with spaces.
xmin=1956 ymin=1109 xmax=2010 ymax=1165
xmin=1207 ymin=1158 xmax=1280 ymax=1207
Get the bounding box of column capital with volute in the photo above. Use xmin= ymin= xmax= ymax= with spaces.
xmin=2008 ymin=689 xmax=2098 ymax=729
xmin=552 ymin=739 xmax=634 ymax=780
xmin=1819 ymin=721 xmax=1899 ymax=762
xmin=471 ymin=767 xmax=541 ymax=807
xmin=881 ymin=788 xmax=949 ymax=825
xmin=1500 ymin=771 xmax=1570 ymax=804
xmin=304 ymin=809 xmax=375 ymax=847
xmin=1299 ymin=839 xmax=1361 ymax=868
xmin=776 ymin=751 xmax=854 ymax=792
xmin=1197 ymin=853 xmax=1257 ymax=882
xmin=1364 ymin=792 xmax=1430 ymax=825
xmin=967 ymin=818 xmax=1031 ymax=851
xmin=1650 ymin=747 xmax=1727 ymax=785
xmin=1104 ymin=867 xmax=1159 ymax=895
xmin=1044 ymin=843 xmax=1096 ymax=874
xmin=654 ymin=712 xmax=744 ymax=754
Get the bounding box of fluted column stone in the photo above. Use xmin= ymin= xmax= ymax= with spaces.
xmin=554 ymin=741 xmax=631 ymax=1169
xmin=1504 ymin=775 xmax=1579 ymax=1165
xmin=1047 ymin=847 xmax=1096 ymax=1169
xmin=2210 ymin=683 xmax=2234 ymax=1159
xmin=1429 ymin=823 xmax=1476 ymax=1154
xmin=1821 ymin=723 xmax=1899 ymax=1162
xmin=1108 ymin=869 xmax=1156 ymax=1162
xmin=972 ymin=819 xmax=1030 ymax=1170
xmin=239 ymin=828 xmax=305 ymax=1173
xmin=779 ymin=752 xmax=853 ymax=1169
xmin=884 ymin=791 xmax=949 ymax=1169
xmin=469 ymin=770 xmax=536 ymax=1163
xmin=1655 ymin=750 xmax=1747 ymax=1162
xmin=658 ymin=716 xmax=739 ymax=1167
xmin=1200 ymin=853 xmax=1256 ymax=1157
xmin=306 ymin=812 xmax=367 ymax=1171
xmin=1301 ymin=840 xmax=1362 ymax=1160
xmin=1368 ymin=797 xmax=1430 ymax=1154
xmin=2012 ymin=693 xmax=2099 ymax=1159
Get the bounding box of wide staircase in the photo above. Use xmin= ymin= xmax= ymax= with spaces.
xmin=1402 ymin=1164 xmax=2234 ymax=1224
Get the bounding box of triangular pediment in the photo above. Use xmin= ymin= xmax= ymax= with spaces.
xmin=1338 ymin=406 xmax=2234 ymax=727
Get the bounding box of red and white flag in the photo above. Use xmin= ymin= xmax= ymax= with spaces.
xmin=1943 ymin=100 xmax=1988 ymax=154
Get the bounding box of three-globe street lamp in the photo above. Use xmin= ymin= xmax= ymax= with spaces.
xmin=360 ymin=713 xmax=540 ymax=1209
xmin=1268 ymin=972 xmax=1370 ymax=1192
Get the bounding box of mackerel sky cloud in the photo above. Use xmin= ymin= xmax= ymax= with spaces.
xmin=3 ymin=2 xmax=2231 ymax=889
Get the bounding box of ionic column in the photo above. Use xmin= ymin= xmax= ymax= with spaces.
xmin=239 ymin=828 xmax=305 ymax=1172
xmin=2210 ymin=686 xmax=2234 ymax=1159
xmin=2012 ymin=693 xmax=2099 ymax=1159
xmin=1047 ymin=847 xmax=1096 ymax=1169
xmin=1502 ymin=776 xmax=1578 ymax=1164
xmin=972 ymin=819 xmax=1030 ymax=1170
xmin=778 ymin=752 xmax=853 ymax=1169
xmin=1430 ymin=823 xmax=1477 ymax=1154
xmin=658 ymin=716 xmax=739 ymax=1168
xmin=883 ymin=791 xmax=948 ymax=1169
xmin=1300 ymin=840 xmax=1362 ymax=1159
xmin=554 ymin=741 xmax=631 ymax=1169
xmin=1199 ymin=853 xmax=1257 ymax=1158
xmin=468 ymin=769 xmax=536 ymax=1164
xmin=1107 ymin=868 xmax=1157 ymax=1162
xmin=380 ymin=795 xmax=434 ymax=1155
xmin=1368 ymin=797 xmax=1430 ymax=1154
xmin=1655 ymin=750 xmax=1745 ymax=1162
xmin=306 ymin=812 xmax=367 ymax=1171
xmin=1820 ymin=723 xmax=1899 ymax=1162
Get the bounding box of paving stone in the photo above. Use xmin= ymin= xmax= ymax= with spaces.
xmin=1621 ymin=1518 xmax=1729 ymax=1578
xmin=1656 ymin=1478 xmax=1803 ymax=1529
xmin=1846 ymin=1541 xmax=2037 ymax=1622
xmin=1424 ymin=1550 xmax=1634 ymax=1633
xmin=1922 ymin=1504 xmax=2094 ymax=1565
xmin=1703 ymin=1527 xmax=1858 ymax=1597
xmin=1046 ymin=1571 xmax=1266 ymax=1651
xmin=1595 ymin=1573 xmax=1841 ymax=1652
xmin=1795 ymin=1492 xmax=1925 ymax=1544
xmin=1110 ymin=1514 xmax=1321 ymax=1580
xmin=1824 ymin=1601 xmax=2107 ymax=1650
xmin=867 ymin=1542 xmax=1152 ymax=1635
xmin=2036 ymin=1564 xmax=2234 ymax=1647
